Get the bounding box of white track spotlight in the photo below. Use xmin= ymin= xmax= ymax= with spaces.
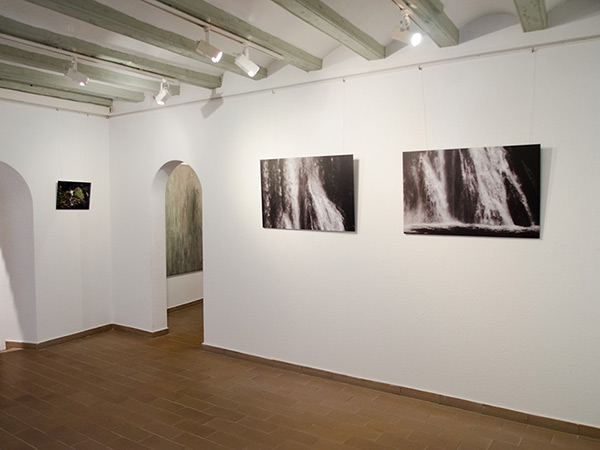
xmin=235 ymin=46 xmax=259 ymax=78
xmin=65 ymin=59 xmax=89 ymax=86
xmin=153 ymin=81 xmax=172 ymax=105
xmin=196 ymin=27 xmax=223 ymax=63
xmin=392 ymin=10 xmax=422 ymax=47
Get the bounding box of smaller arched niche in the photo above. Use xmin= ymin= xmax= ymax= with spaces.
xmin=0 ymin=161 xmax=37 ymax=349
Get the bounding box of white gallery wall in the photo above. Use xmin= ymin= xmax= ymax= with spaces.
xmin=109 ymin=34 xmax=600 ymax=428
xmin=0 ymin=104 xmax=112 ymax=347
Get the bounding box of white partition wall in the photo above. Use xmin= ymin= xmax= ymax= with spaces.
xmin=0 ymin=104 xmax=112 ymax=345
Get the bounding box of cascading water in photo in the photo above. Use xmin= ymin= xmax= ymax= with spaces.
xmin=260 ymin=154 xmax=355 ymax=232
xmin=403 ymin=145 xmax=540 ymax=238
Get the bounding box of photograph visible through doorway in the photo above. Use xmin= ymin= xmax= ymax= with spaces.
xmin=165 ymin=164 xmax=203 ymax=276
xmin=403 ymin=145 xmax=541 ymax=238
xmin=260 ymin=154 xmax=356 ymax=232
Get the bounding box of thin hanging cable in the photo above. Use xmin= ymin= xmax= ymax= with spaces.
xmin=528 ymin=48 xmax=538 ymax=143
xmin=419 ymin=66 xmax=429 ymax=149
xmin=55 ymin=109 xmax=64 ymax=179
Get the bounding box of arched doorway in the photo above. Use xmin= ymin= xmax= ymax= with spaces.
xmin=165 ymin=163 xmax=203 ymax=310
xmin=0 ymin=162 xmax=37 ymax=350
xmin=150 ymin=161 xmax=203 ymax=336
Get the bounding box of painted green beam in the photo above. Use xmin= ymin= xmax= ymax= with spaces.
xmin=0 ymin=62 xmax=145 ymax=102
xmin=396 ymin=0 xmax=459 ymax=47
xmin=0 ymin=79 xmax=112 ymax=107
xmin=157 ymin=0 xmax=323 ymax=72
xmin=0 ymin=16 xmax=221 ymax=89
xmin=513 ymin=0 xmax=548 ymax=32
xmin=270 ymin=0 xmax=384 ymax=60
xmin=0 ymin=43 xmax=180 ymax=95
xmin=24 ymin=0 xmax=266 ymax=80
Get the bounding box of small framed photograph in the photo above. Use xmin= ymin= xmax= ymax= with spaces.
xmin=56 ymin=181 xmax=91 ymax=210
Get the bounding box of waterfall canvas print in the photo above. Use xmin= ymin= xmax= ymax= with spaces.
xmin=403 ymin=145 xmax=540 ymax=238
xmin=261 ymin=154 xmax=355 ymax=232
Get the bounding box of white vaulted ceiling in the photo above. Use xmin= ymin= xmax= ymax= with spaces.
xmin=0 ymin=0 xmax=597 ymax=115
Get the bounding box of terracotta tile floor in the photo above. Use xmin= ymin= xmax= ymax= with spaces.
xmin=1 ymin=303 xmax=599 ymax=449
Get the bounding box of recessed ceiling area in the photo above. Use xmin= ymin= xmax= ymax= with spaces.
xmin=0 ymin=0 xmax=598 ymax=115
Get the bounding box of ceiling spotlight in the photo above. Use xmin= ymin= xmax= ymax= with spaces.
xmin=65 ymin=59 xmax=89 ymax=86
xmin=392 ymin=10 xmax=422 ymax=47
xmin=196 ymin=28 xmax=223 ymax=63
xmin=154 ymin=81 xmax=172 ymax=105
xmin=235 ymin=46 xmax=259 ymax=78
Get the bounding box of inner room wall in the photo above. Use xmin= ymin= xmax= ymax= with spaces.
xmin=167 ymin=272 xmax=203 ymax=310
xmin=109 ymin=35 xmax=600 ymax=429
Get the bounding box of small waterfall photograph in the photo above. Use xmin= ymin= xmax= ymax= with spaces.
xmin=403 ymin=145 xmax=540 ymax=238
xmin=261 ymin=154 xmax=355 ymax=232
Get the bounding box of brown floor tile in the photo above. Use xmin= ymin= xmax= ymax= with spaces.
xmin=139 ymin=433 xmax=187 ymax=449
xmin=72 ymin=438 xmax=110 ymax=450
xmin=173 ymin=417 xmax=216 ymax=438
xmin=240 ymin=426 xmax=286 ymax=447
xmin=275 ymin=439 xmax=313 ymax=449
xmin=105 ymin=435 xmax=149 ymax=450
xmin=171 ymin=431 xmax=225 ymax=448
xmin=344 ymin=434 xmax=395 ymax=449
xmin=205 ymin=429 xmax=250 ymax=448
xmin=272 ymin=425 xmax=320 ymax=446
xmin=489 ymin=441 xmax=520 ymax=450
xmin=111 ymin=422 xmax=153 ymax=442
xmin=238 ymin=415 xmax=280 ymax=434
xmin=439 ymin=428 xmax=493 ymax=449
xmin=14 ymin=427 xmax=55 ymax=447
xmin=376 ymin=431 xmax=428 ymax=449
xmin=0 ymin=428 xmax=36 ymax=449
xmin=36 ymin=442 xmax=72 ymax=450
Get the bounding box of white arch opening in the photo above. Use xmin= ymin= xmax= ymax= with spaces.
xmin=0 ymin=161 xmax=37 ymax=349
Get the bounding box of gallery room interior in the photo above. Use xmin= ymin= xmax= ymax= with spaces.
xmin=1 ymin=0 xmax=600 ymax=447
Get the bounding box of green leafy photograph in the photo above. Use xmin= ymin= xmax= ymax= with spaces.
xmin=56 ymin=181 xmax=91 ymax=210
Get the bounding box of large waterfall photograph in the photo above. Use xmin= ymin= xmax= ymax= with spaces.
xmin=261 ymin=154 xmax=355 ymax=232
xmin=403 ymin=145 xmax=540 ymax=238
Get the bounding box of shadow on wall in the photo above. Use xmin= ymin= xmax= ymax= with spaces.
xmin=549 ymin=0 xmax=600 ymax=28
xmin=460 ymin=13 xmax=519 ymax=44
xmin=0 ymin=162 xmax=36 ymax=349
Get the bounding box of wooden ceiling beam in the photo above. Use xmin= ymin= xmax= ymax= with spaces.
xmin=156 ymin=0 xmax=323 ymax=72
xmin=0 ymin=16 xmax=221 ymax=89
xmin=0 ymin=79 xmax=113 ymax=107
xmin=270 ymin=0 xmax=385 ymax=60
xmin=0 ymin=62 xmax=145 ymax=102
xmin=513 ymin=0 xmax=548 ymax=32
xmin=0 ymin=43 xmax=180 ymax=95
xmin=24 ymin=0 xmax=266 ymax=79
